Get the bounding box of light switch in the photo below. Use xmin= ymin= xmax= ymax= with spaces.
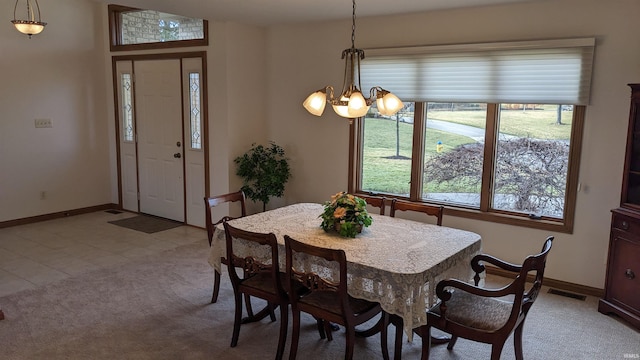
xmin=35 ymin=119 xmax=52 ymax=128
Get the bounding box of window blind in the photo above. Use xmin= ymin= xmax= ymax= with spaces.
xmin=360 ymin=38 xmax=595 ymax=105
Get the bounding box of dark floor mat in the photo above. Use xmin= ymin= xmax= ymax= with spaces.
xmin=108 ymin=215 xmax=183 ymax=234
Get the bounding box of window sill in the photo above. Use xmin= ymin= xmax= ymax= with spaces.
xmin=444 ymin=207 xmax=572 ymax=234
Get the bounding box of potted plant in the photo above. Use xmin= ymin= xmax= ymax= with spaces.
xmin=319 ymin=192 xmax=373 ymax=238
xmin=234 ymin=141 xmax=291 ymax=212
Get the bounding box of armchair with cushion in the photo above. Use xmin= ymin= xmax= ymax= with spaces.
xmin=416 ymin=236 xmax=554 ymax=360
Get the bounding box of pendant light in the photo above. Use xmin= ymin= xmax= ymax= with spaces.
xmin=12 ymin=0 xmax=46 ymax=38
xmin=303 ymin=0 xmax=403 ymax=119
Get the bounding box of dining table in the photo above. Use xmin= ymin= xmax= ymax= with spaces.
xmin=207 ymin=202 xmax=482 ymax=341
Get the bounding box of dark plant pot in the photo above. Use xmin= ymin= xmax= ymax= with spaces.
xmin=334 ymin=222 xmax=363 ymax=234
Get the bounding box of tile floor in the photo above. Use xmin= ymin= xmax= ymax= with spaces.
xmin=0 ymin=211 xmax=206 ymax=297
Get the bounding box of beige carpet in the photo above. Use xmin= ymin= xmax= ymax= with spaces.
xmin=0 ymin=240 xmax=638 ymax=359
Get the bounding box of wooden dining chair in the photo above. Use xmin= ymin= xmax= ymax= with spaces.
xmin=359 ymin=194 xmax=387 ymax=215
xmin=223 ymin=222 xmax=291 ymax=360
xmin=205 ymin=191 xmax=247 ymax=304
xmin=285 ymin=235 xmax=389 ymax=360
xmin=389 ymin=199 xmax=443 ymax=226
xmin=415 ymin=236 xmax=554 ymax=360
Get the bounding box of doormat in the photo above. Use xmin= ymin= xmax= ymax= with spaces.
xmin=108 ymin=215 xmax=183 ymax=234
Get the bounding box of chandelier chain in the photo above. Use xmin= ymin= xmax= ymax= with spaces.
xmin=351 ymin=0 xmax=356 ymax=49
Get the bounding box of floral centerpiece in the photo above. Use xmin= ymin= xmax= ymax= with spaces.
xmin=319 ymin=192 xmax=373 ymax=238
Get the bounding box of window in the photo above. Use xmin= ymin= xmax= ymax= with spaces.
xmin=108 ymin=5 xmax=208 ymax=51
xmin=121 ymin=73 xmax=134 ymax=142
xmin=189 ymin=72 xmax=202 ymax=149
xmin=353 ymin=38 xmax=594 ymax=232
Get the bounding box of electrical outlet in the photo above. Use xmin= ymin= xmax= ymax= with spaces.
xmin=35 ymin=118 xmax=52 ymax=128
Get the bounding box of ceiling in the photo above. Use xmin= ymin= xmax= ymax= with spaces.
xmin=98 ymin=0 xmax=538 ymax=26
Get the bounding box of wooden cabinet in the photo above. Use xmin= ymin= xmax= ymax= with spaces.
xmin=598 ymin=84 xmax=640 ymax=330
xmin=620 ymin=84 xmax=640 ymax=210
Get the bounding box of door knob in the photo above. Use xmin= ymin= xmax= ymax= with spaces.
xmin=173 ymin=153 xmax=181 ymax=158
xmin=625 ymin=269 xmax=636 ymax=280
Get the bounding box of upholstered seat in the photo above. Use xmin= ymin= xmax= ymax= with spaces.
xmin=428 ymin=290 xmax=512 ymax=332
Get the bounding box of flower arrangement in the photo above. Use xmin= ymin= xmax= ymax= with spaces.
xmin=319 ymin=192 xmax=373 ymax=238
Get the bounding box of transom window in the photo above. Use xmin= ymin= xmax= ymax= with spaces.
xmin=108 ymin=5 xmax=208 ymax=51
xmin=352 ymin=38 xmax=595 ymax=233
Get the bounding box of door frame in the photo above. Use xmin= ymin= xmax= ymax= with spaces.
xmin=111 ymin=51 xmax=209 ymax=225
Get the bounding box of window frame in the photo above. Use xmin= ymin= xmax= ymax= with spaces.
xmin=349 ymin=103 xmax=585 ymax=234
xmin=108 ymin=5 xmax=208 ymax=52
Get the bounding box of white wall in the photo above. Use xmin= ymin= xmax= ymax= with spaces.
xmin=0 ymin=0 xmax=110 ymax=222
xmin=216 ymin=23 xmax=269 ymax=215
xmin=266 ymin=0 xmax=640 ymax=289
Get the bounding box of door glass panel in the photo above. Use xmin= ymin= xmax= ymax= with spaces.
xmin=493 ymin=104 xmax=571 ymax=218
xmin=423 ymin=102 xmax=486 ymax=207
xmin=121 ymin=73 xmax=134 ymax=142
xmin=189 ymin=72 xmax=202 ymax=150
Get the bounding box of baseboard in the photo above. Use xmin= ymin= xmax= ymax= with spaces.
xmin=0 ymin=204 xmax=119 ymax=229
xmin=485 ymin=265 xmax=604 ymax=298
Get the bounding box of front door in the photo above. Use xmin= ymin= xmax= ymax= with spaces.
xmin=135 ymin=59 xmax=185 ymax=222
xmin=114 ymin=55 xmax=207 ymax=226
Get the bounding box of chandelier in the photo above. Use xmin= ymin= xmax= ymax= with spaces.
xmin=11 ymin=0 xmax=46 ymax=38
xmin=302 ymin=0 xmax=403 ymax=119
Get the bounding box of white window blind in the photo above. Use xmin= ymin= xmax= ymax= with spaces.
xmin=360 ymin=38 xmax=595 ymax=105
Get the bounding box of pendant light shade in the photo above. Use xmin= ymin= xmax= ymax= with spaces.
xmin=302 ymin=89 xmax=328 ymax=116
xmin=375 ymin=89 xmax=404 ymax=116
xmin=12 ymin=0 xmax=46 ymax=38
xmin=302 ymin=0 xmax=402 ymax=120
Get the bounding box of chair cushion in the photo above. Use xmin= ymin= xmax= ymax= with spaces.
xmin=429 ymin=290 xmax=513 ymax=331
xmin=299 ymin=290 xmax=378 ymax=316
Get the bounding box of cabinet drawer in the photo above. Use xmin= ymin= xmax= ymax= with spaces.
xmin=612 ymin=214 xmax=640 ymax=237
xmin=608 ymin=233 xmax=640 ymax=311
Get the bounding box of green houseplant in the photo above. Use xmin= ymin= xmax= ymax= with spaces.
xmin=234 ymin=142 xmax=291 ymax=212
xmin=320 ymin=192 xmax=373 ymax=238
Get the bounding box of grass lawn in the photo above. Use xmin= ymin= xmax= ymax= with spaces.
xmin=361 ymin=105 xmax=572 ymax=194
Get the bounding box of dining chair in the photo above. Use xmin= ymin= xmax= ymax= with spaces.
xmin=223 ymin=222 xmax=291 ymax=360
xmin=284 ymin=235 xmax=389 ymax=360
xmin=359 ymin=194 xmax=387 ymax=215
xmin=205 ymin=191 xmax=247 ymax=305
xmin=389 ymin=199 xmax=443 ymax=226
xmin=415 ymin=236 xmax=554 ymax=360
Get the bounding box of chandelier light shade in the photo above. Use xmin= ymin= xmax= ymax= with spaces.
xmin=303 ymin=0 xmax=403 ymax=119
xmin=12 ymin=0 xmax=47 ymax=38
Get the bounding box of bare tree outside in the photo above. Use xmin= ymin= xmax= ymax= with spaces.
xmin=426 ymin=137 xmax=569 ymax=217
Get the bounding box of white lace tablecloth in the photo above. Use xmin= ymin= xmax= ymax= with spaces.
xmin=208 ymin=203 xmax=482 ymax=341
